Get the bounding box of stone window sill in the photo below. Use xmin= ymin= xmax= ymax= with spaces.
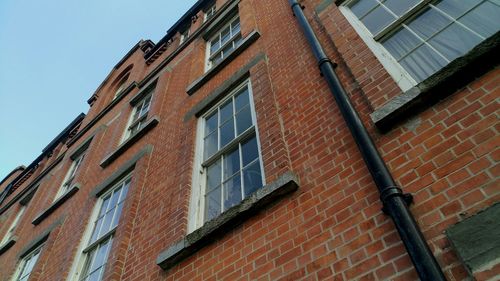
xmin=0 ymin=237 xmax=17 ymax=255
xmin=156 ymin=171 xmax=299 ymax=270
xmin=186 ymin=30 xmax=261 ymax=95
xmin=32 ymin=185 xmax=79 ymax=225
xmin=100 ymin=116 xmax=159 ymax=168
xmin=371 ymin=31 xmax=499 ymax=132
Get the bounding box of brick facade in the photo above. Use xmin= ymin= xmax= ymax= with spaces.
xmin=1 ymin=0 xmax=498 ymax=280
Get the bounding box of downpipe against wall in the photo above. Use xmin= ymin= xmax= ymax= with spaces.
xmin=288 ymin=1 xmax=446 ymax=280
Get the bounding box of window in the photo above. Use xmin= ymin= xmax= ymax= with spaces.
xmin=55 ymin=150 xmax=86 ymax=200
xmin=204 ymin=4 xmax=216 ymax=22
xmin=12 ymin=244 xmax=43 ymax=281
xmin=113 ymin=74 xmax=129 ymax=99
xmin=180 ymin=28 xmax=190 ymax=44
xmin=206 ymin=15 xmax=242 ymax=69
xmin=72 ymin=176 xmax=130 ymax=281
xmin=190 ymin=81 xmax=264 ymax=230
xmin=123 ymin=92 xmax=153 ymax=141
xmin=1 ymin=206 xmax=25 ymax=246
xmin=341 ymin=0 xmax=500 ymax=88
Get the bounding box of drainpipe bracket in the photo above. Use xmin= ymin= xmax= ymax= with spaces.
xmin=318 ymin=58 xmax=338 ymax=76
xmin=380 ymin=186 xmax=413 ymax=215
xmin=291 ymin=2 xmax=305 ymax=17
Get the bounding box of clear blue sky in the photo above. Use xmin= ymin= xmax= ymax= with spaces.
xmin=0 ymin=0 xmax=197 ymax=180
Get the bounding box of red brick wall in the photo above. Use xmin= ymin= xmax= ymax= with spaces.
xmin=0 ymin=0 xmax=498 ymax=280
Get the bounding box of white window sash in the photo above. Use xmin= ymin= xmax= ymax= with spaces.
xmin=68 ymin=174 xmax=131 ymax=281
xmin=1 ymin=206 xmax=25 ymax=246
xmin=188 ymin=80 xmax=266 ymax=233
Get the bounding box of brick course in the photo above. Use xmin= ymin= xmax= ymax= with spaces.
xmin=0 ymin=0 xmax=498 ymax=280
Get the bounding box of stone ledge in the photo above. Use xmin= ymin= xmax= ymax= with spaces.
xmin=184 ymin=53 xmax=266 ymax=122
xmin=156 ymin=171 xmax=299 ymax=270
xmin=371 ymin=31 xmax=500 ymax=132
xmin=447 ymin=203 xmax=500 ymax=275
xmin=186 ymin=30 xmax=261 ymax=96
xmin=32 ymin=185 xmax=79 ymax=225
xmin=100 ymin=116 xmax=159 ymax=168
xmin=0 ymin=237 xmax=17 ymax=256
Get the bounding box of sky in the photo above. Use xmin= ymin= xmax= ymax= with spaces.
xmin=0 ymin=0 xmax=198 ymax=180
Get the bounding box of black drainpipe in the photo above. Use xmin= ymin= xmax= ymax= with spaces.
xmin=288 ymin=1 xmax=446 ymax=280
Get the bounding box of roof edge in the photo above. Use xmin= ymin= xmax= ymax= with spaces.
xmin=0 ymin=166 xmax=26 ymax=187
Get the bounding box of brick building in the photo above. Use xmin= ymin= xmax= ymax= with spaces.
xmin=0 ymin=0 xmax=498 ymax=280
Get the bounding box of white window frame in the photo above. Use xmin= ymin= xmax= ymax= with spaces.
xmin=188 ymin=80 xmax=265 ymax=233
xmin=113 ymin=74 xmax=129 ymax=100
xmin=1 ymin=205 xmax=26 ymax=246
xmin=11 ymin=243 xmax=43 ymax=281
xmin=204 ymin=4 xmax=217 ymax=22
xmin=179 ymin=28 xmax=190 ymax=44
xmin=68 ymin=174 xmax=131 ymax=281
xmin=339 ymin=2 xmax=417 ymax=91
xmin=54 ymin=150 xmax=86 ymax=201
xmin=340 ymin=0 xmax=499 ymax=91
xmin=205 ymin=14 xmax=242 ymax=71
xmin=121 ymin=93 xmax=153 ymax=143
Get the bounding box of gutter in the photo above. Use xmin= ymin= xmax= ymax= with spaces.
xmin=288 ymin=1 xmax=446 ymax=280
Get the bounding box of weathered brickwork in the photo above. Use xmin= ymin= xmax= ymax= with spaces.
xmin=0 ymin=0 xmax=498 ymax=280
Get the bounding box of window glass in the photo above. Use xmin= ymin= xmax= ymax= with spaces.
xmin=124 ymin=86 xmax=155 ymax=141
xmin=56 ymin=150 xmax=86 ymax=200
xmin=197 ymin=82 xmax=264 ymax=224
xmin=345 ymin=0 xmax=500 ymax=83
xmin=207 ymin=16 xmax=243 ymax=69
xmin=1 ymin=206 xmax=25 ymax=245
xmin=15 ymin=244 xmax=43 ymax=281
xmin=77 ymin=177 xmax=130 ymax=281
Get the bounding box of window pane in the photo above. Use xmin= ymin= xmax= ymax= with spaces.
xmin=429 ymin=23 xmax=482 ymax=61
xmin=224 ymin=148 xmax=240 ymax=179
xmin=236 ymin=106 xmax=252 ymax=135
xmin=205 ymin=187 xmax=221 ymax=222
xmin=90 ymin=239 xmax=110 ymax=273
xmin=221 ymin=26 xmax=231 ymax=45
xmin=101 ymin=211 xmax=115 ymax=234
xmin=408 ymin=6 xmax=451 ymax=39
xmin=99 ymin=197 xmax=111 ymax=217
xmin=382 ymin=26 xmax=422 ymax=60
xmin=362 ymin=6 xmax=396 ymax=34
xmin=90 ymin=217 xmax=103 ymax=243
xmin=204 ymin=131 xmax=217 ymax=160
xmin=234 ymin=34 xmax=243 ymax=48
xmin=111 ymin=203 xmax=124 ymax=228
xmin=350 ymin=0 xmax=378 ymax=18
xmin=222 ymin=43 xmax=234 ymax=58
xmin=459 ymin=2 xmax=500 ymax=38
xmin=231 ymin=18 xmax=241 ymax=35
xmin=400 ymin=44 xmax=448 ymax=81
xmin=205 ymin=112 xmax=218 ymax=136
xmin=108 ymin=190 xmax=121 ymax=211
xmin=435 ymin=0 xmax=481 ymax=19
xmin=80 ymin=249 xmax=95 ymax=281
xmin=212 ymin=53 xmax=223 ymax=65
xmin=220 ymin=100 xmax=233 ymax=123
xmin=210 ymin=39 xmax=220 ymax=54
xmin=219 ymin=119 xmax=235 ymax=148
xmin=120 ymin=180 xmax=130 ymax=202
xmin=87 ymin=271 xmax=101 ymax=281
xmin=132 ymin=108 xmax=141 ymax=122
xmin=234 ymin=88 xmax=249 ymax=110
xmin=223 ymin=175 xmax=242 ymax=210
xmin=243 ymin=161 xmax=263 ymax=197
xmin=206 ymin=160 xmax=221 ymax=191
xmin=383 ymin=0 xmax=420 ymax=16
xmin=241 ymin=136 xmax=259 ymax=167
